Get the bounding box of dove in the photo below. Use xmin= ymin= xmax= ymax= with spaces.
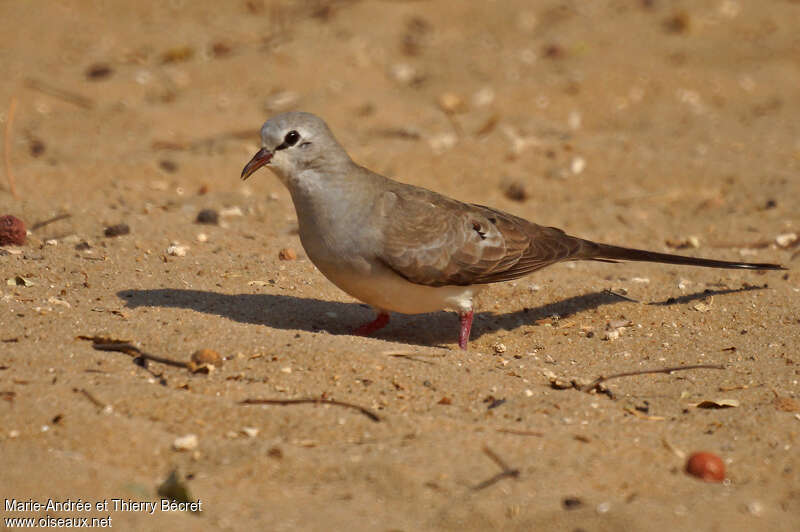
xmin=241 ymin=112 xmax=785 ymax=349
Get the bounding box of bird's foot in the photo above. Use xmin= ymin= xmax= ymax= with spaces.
xmin=352 ymin=312 xmax=390 ymax=336
xmin=458 ymin=310 xmax=474 ymax=350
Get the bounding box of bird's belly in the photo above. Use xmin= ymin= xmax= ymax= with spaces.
xmin=315 ymin=262 xmax=481 ymax=314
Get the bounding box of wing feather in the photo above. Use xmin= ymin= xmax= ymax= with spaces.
xmin=374 ymin=184 xmax=587 ymax=287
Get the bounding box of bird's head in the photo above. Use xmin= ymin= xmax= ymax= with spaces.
xmin=241 ymin=112 xmax=349 ymax=185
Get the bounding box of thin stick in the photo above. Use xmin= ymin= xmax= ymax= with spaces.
xmin=472 ymin=445 xmax=520 ymax=491
xmin=496 ymin=428 xmax=543 ymax=437
xmin=77 ymin=336 xmax=188 ymax=368
xmin=241 ymin=397 xmax=381 ymax=423
xmin=602 ymin=288 xmax=640 ymax=303
xmin=73 ymin=387 xmax=106 ymax=408
xmin=91 ymin=342 xmax=188 ymax=368
xmin=580 ymin=364 xmax=725 ymax=392
xmin=24 ymin=78 xmax=94 ymax=109
xmin=30 ymin=213 xmax=71 ymax=231
xmin=4 ymin=97 xmax=18 ymax=198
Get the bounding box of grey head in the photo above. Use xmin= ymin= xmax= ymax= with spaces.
xmin=241 ymin=112 xmax=351 ymax=185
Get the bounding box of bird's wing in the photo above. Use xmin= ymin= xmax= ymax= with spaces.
xmin=374 ymin=184 xmax=588 ymax=286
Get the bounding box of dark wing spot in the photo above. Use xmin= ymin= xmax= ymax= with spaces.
xmin=472 ymin=221 xmax=487 ymax=240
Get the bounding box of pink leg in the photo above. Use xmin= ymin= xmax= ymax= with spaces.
xmin=458 ymin=310 xmax=474 ymax=350
xmin=353 ymin=312 xmax=390 ymax=336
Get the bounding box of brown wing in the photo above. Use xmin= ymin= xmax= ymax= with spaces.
xmin=374 ymin=183 xmax=590 ymax=287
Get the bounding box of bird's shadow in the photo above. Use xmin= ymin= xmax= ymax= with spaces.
xmin=116 ymin=285 xmax=765 ymax=347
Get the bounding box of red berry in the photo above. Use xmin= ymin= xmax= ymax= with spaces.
xmin=686 ymin=452 xmax=725 ymax=482
xmin=0 ymin=215 xmax=26 ymax=246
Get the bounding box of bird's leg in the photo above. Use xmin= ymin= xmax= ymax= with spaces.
xmin=353 ymin=311 xmax=390 ymax=336
xmin=458 ymin=310 xmax=474 ymax=350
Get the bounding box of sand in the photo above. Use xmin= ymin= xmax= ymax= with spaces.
xmin=1 ymin=1 xmax=799 ymax=530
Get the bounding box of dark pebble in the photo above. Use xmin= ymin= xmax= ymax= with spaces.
xmin=159 ymin=159 xmax=178 ymax=173
xmin=196 ymin=209 xmax=219 ymax=225
xmin=104 ymin=224 xmax=130 ymax=237
xmin=29 ymin=139 xmax=46 ymax=157
xmin=503 ymin=180 xmax=529 ymax=202
xmin=562 ymin=497 xmax=583 ymax=510
xmin=86 ymin=63 xmax=114 ymax=80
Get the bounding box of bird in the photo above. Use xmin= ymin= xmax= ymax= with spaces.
xmin=241 ymin=111 xmax=785 ymax=350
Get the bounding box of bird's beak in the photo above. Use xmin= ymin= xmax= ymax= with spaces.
xmin=241 ymin=147 xmax=273 ymax=180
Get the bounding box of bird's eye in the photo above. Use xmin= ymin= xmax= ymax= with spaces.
xmin=284 ymin=130 xmax=300 ymax=146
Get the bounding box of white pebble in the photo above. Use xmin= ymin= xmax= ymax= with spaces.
xmin=166 ymin=243 xmax=188 ymax=256
xmin=389 ymin=63 xmax=416 ymax=84
xmin=241 ymin=427 xmax=259 ymax=438
xmin=776 ymin=233 xmax=797 ymax=248
xmin=173 ymin=434 xmax=198 ymax=451
xmin=570 ymin=156 xmax=586 ymax=175
xmin=220 ymin=206 xmax=243 ymax=217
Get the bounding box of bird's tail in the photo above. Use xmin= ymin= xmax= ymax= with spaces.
xmin=580 ymin=241 xmax=786 ymax=271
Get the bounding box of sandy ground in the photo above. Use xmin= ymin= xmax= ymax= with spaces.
xmin=1 ymin=1 xmax=799 ymax=530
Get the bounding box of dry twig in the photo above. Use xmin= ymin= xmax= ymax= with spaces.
xmin=472 ymin=445 xmax=520 ymax=491
xmin=579 ymin=364 xmax=725 ymax=393
xmin=24 ymin=78 xmax=94 ymax=109
xmin=73 ymin=387 xmax=106 ymax=409
xmin=30 ymin=213 xmax=71 ymax=231
xmin=241 ymin=397 xmax=381 ymax=423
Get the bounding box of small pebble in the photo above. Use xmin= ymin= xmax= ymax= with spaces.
xmin=686 ymin=451 xmax=725 ymax=482
xmin=278 ymin=247 xmax=297 ymax=261
xmin=29 ymin=138 xmax=46 ymax=157
xmin=85 ymin=63 xmax=113 ymax=80
xmin=166 ymin=243 xmax=188 ymax=256
xmin=438 ymin=92 xmax=465 ymax=114
xmin=104 ymin=224 xmax=130 ymax=237
xmin=664 ymin=11 xmax=691 ymax=33
xmin=562 ymin=497 xmax=583 ymax=510
xmin=570 ymin=156 xmax=586 ymax=175
xmin=389 ymin=63 xmax=417 ymax=84
xmin=503 ymin=180 xmax=529 ymax=202
xmin=196 ymin=209 xmax=219 ymax=225
xmin=220 ymin=206 xmax=243 ymax=217
xmin=161 ymin=46 xmax=195 ymax=64
xmin=0 ymin=215 xmax=26 ymax=246
xmin=493 ymin=342 xmax=507 ymax=354
xmin=775 ymin=233 xmax=797 ymax=248
xmin=241 ymin=427 xmax=259 ymax=438
xmin=159 ymin=159 xmax=178 ymax=173
xmin=172 ymin=434 xmax=199 ymax=451
xmin=211 ymin=41 xmax=233 ymax=58
xmin=190 ymin=349 xmax=223 ymax=368
xmin=746 ymin=501 xmax=764 ymax=516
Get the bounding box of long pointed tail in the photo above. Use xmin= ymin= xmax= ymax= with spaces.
xmin=583 ymin=241 xmax=786 ymax=271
